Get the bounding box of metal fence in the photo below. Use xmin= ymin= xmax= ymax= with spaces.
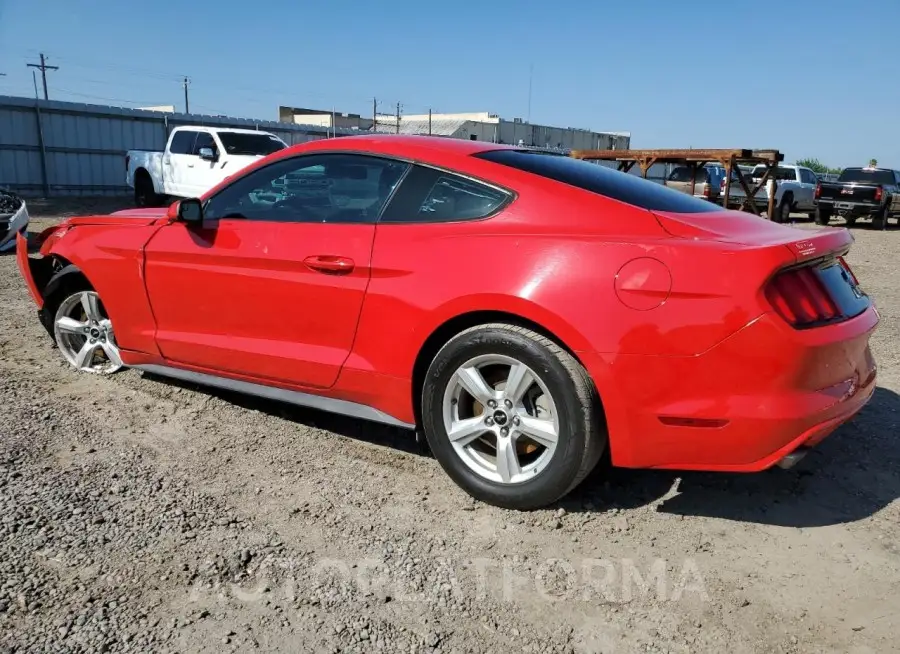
xmin=0 ymin=95 xmax=365 ymax=197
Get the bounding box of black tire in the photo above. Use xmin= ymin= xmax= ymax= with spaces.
xmin=873 ymin=208 xmax=887 ymax=230
xmin=421 ymin=323 xmax=605 ymax=510
xmin=134 ymin=170 xmax=162 ymax=208
xmin=814 ymin=206 xmax=831 ymax=226
xmin=773 ymin=194 xmax=793 ymax=223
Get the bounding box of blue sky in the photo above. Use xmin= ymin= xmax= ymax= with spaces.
xmin=1 ymin=0 xmax=898 ymax=168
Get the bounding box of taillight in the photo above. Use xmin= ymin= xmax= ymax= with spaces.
xmin=874 ymin=187 xmax=883 ymax=201
xmin=765 ymin=266 xmax=839 ymax=327
xmin=814 ymin=183 xmax=821 ymax=199
xmin=702 ymin=185 xmax=710 ymax=198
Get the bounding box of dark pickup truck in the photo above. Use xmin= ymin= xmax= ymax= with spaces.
xmin=815 ymin=167 xmax=900 ymax=229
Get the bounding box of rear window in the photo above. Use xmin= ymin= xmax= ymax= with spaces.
xmin=667 ymin=167 xmax=710 ymax=183
xmin=474 ymin=150 xmax=720 ymax=213
xmin=752 ymin=166 xmax=798 ymax=182
xmin=838 ymin=168 xmax=896 ymax=185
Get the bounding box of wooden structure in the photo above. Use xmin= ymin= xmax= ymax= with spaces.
xmin=570 ymin=148 xmax=785 ymax=218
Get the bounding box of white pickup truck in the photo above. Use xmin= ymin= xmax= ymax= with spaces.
xmin=125 ymin=126 xmax=288 ymax=206
xmin=722 ymin=163 xmax=819 ymax=222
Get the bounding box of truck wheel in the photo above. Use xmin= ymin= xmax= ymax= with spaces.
xmin=134 ymin=171 xmax=161 ymax=208
xmin=773 ymin=194 xmax=792 ymax=223
xmin=873 ymin=208 xmax=887 ymax=230
xmin=814 ymin=206 xmax=831 ymax=226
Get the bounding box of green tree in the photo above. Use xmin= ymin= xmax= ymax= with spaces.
xmin=796 ymin=158 xmax=843 ymax=175
xmin=869 ymin=158 xmax=878 ymax=167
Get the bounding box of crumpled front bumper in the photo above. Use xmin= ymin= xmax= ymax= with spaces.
xmin=0 ymin=190 xmax=29 ymax=252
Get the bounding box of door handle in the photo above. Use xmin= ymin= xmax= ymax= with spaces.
xmin=303 ymin=255 xmax=355 ymax=275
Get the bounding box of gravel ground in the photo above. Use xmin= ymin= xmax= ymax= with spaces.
xmin=1 ymin=198 xmax=898 ymax=653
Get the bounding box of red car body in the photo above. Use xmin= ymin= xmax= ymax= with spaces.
xmin=18 ymin=135 xmax=878 ymax=475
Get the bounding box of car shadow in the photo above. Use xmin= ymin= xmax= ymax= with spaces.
xmin=139 ymin=371 xmax=427 ymax=458
xmin=140 ymin=371 xmax=900 ymax=527
xmin=564 ymin=385 xmax=900 ymax=528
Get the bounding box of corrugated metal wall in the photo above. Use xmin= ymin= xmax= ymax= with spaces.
xmin=0 ymin=95 xmax=359 ymax=197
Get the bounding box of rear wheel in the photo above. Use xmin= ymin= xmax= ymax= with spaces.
xmin=814 ymin=206 xmax=831 ymax=226
xmin=774 ymin=194 xmax=793 ymax=223
xmin=873 ymin=208 xmax=887 ymax=230
xmin=421 ymin=324 xmax=605 ymax=510
xmin=134 ymin=171 xmax=162 ymax=208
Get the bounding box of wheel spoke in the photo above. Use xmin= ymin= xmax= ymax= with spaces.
xmin=455 ymin=366 xmax=495 ymax=405
xmin=80 ymin=293 xmax=102 ymax=322
xmin=504 ymin=362 xmax=535 ymax=405
xmin=56 ymin=316 xmax=87 ymax=334
xmin=447 ymin=416 xmax=488 ymax=446
xmin=74 ymin=341 xmax=98 ymax=370
xmin=101 ymin=342 xmax=123 ymax=367
xmin=516 ymin=415 xmax=558 ymax=448
xmin=495 ymin=436 xmax=521 ymax=483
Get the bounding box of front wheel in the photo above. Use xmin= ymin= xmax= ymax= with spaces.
xmin=421 ymin=324 xmax=605 ymax=510
xmin=52 ymin=287 xmax=123 ymax=375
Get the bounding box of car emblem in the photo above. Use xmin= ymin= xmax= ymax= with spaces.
xmin=841 ymin=188 xmax=854 ymax=195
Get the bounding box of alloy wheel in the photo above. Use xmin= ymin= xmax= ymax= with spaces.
xmin=53 ymin=290 xmax=122 ymax=374
xmin=442 ymin=354 xmax=559 ymax=484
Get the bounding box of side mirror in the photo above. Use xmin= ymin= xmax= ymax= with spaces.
xmin=170 ymin=198 xmax=204 ymax=224
xmin=198 ymin=147 xmax=218 ymax=162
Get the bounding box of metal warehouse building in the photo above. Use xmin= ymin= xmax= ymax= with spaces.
xmin=279 ymin=107 xmax=630 ymax=151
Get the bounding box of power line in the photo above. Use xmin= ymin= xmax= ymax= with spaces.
xmin=26 ymin=53 xmax=59 ymax=100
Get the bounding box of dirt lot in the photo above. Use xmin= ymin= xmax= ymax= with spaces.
xmin=1 ymin=199 xmax=898 ymax=653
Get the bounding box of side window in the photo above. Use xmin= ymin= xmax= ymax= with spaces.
xmin=381 ymin=165 xmax=510 ymax=223
xmin=193 ymin=132 xmax=217 ymax=155
xmin=203 ymin=154 xmax=410 ymax=224
xmin=169 ymin=130 xmax=199 ymax=155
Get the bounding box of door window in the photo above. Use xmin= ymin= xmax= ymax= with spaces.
xmin=203 ymin=154 xmax=410 ymax=223
xmin=169 ymin=130 xmax=199 ymax=155
xmin=193 ymin=132 xmax=217 ymax=156
xmin=799 ymin=168 xmax=817 ymax=184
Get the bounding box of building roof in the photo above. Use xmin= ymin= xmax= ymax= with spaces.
xmin=374 ymin=117 xmax=469 ymax=137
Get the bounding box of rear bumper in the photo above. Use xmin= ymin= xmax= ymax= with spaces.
xmin=817 ymin=199 xmax=881 ymax=217
xmin=583 ymin=306 xmax=879 ymax=471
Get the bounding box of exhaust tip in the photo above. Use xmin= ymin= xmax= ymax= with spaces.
xmin=776 ymin=449 xmax=809 ymax=470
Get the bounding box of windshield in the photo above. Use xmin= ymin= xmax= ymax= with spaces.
xmin=217 ymin=132 xmax=287 ymax=156
xmin=838 ymin=168 xmax=896 ymax=185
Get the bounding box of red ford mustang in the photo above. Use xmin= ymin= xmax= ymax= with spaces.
xmin=17 ymin=136 xmax=878 ymax=509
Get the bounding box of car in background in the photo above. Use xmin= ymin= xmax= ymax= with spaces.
xmin=17 ymin=135 xmax=878 ymax=510
xmin=664 ymin=164 xmax=729 ymax=202
xmin=815 ymin=166 xmax=900 ymax=229
xmin=723 ymin=164 xmax=819 ymax=222
xmin=0 ymin=188 xmax=28 ymax=252
xmin=126 ymin=126 xmax=288 ymax=207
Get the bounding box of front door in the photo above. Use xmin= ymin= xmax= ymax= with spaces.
xmin=161 ymin=129 xmax=200 ymax=198
xmin=142 ymin=152 xmax=410 ymax=389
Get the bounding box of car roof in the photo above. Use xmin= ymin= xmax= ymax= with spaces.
xmin=283 ymin=134 xmax=515 ymax=161
xmin=175 ymin=125 xmax=277 ymax=136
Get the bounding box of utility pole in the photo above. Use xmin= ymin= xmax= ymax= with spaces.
xmin=428 ymin=108 xmax=432 ymax=136
xmin=395 ymin=102 xmax=401 ymax=134
xmin=26 ymin=53 xmax=58 ymax=100
xmin=183 ymin=77 xmax=190 ymax=114
xmin=31 ymin=71 xmax=39 ymax=99
xmin=372 ymin=97 xmax=377 ymax=131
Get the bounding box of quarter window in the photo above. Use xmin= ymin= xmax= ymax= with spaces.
xmin=204 ymin=154 xmax=410 ymax=224
xmin=381 ymin=165 xmax=510 ymax=223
